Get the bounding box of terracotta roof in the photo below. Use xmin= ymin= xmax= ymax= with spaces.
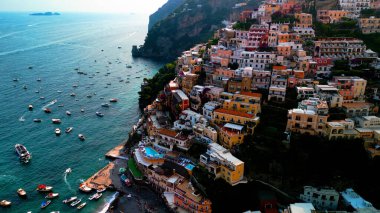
xmin=158 ymin=129 xmax=178 ymax=138
xmin=239 ymin=91 xmax=262 ymax=98
xmin=342 ymin=102 xmax=371 ymax=109
xmin=214 ymin=108 xmax=255 ymax=118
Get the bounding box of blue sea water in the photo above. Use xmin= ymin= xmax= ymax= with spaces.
xmin=0 ymin=12 xmax=163 ymax=212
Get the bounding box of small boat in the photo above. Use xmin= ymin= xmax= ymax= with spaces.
xmin=109 ymin=98 xmax=118 ymax=103
xmin=28 ymin=66 xmax=33 ymax=69
xmin=80 ymin=108 xmax=85 ymax=112
xmin=58 ymin=104 xmax=64 ymax=107
xmin=88 ymin=193 xmax=100 ymax=200
xmin=70 ymin=93 xmax=76 ymax=97
xmin=35 ymin=90 xmax=40 ymax=93
xmin=71 ymin=199 xmax=82 ymax=207
xmin=127 ymin=194 xmax=132 ymax=198
xmin=57 ymin=90 xmax=62 ymax=93
xmin=65 ymin=168 xmax=72 ymax=174
xmin=17 ymin=188 xmax=27 ymax=197
xmin=33 ymin=119 xmax=42 ymax=123
xmin=96 ymin=188 xmax=106 ymax=193
xmin=40 ymin=96 xmax=45 ymax=100
xmin=55 ymin=128 xmax=61 ymax=136
xmin=79 ymin=183 xmax=91 ymax=192
xmin=36 ymin=184 xmax=53 ymax=192
xmin=72 ymin=84 xmax=78 ymax=88
xmin=96 ymin=112 xmax=104 ymax=117
xmin=66 ymin=111 xmax=71 ymax=116
xmin=126 ymin=65 xmax=132 ymax=68
xmin=51 ymin=211 xmax=60 ymax=213
xmin=37 ymin=78 xmax=41 ymax=82
xmin=41 ymin=200 xmax=51 ymax=209
xmin=86 ymin=94 xmax=92 ymax=98
xmin=0 ymin=200 xmax=11 ymax=207
xmin=106 ymin=83 xmax=111 ymax=85
xmin=52 ymin=119 xmax=61 ymax=124
xmin=13 ymin=78 xmax=19 ymax=82
xmin=23 ymin=85 xmax=27 ymax=89
xmin=45 ymin=193 xmax=59 ymax=199
xmin=28 ymin=104 xmax=33 ymax=111
xmin=63 ymin=196 xmax=77 ymax=203
xmin=77 ymin=202 xmax=87 ymax=210
xmin=65 ymin=127 xmax=73 ymax=133
xmin=44 ymin=108 xmax=51 ymax=113
xmin=15 ymin=144 xmax=31 ymax=163
xmin=78 ymin=134 xmax=85 ymax=141
xmin=101 ymin=103 xmax=110 ymax=107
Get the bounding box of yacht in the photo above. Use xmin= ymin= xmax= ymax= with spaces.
xmin=71 ymin=199 xmax=82 ymax=207
xmin=66 ymin=111 xmax=71 ymax=116
xmin=55 ymin=128 xmax=61 ymax=136
xmin=65 ymin=168 xmax=72 ymax=174
xmin=79 ymin=183 xmax=91 ymax=192
xmin=28 ymin=104 xmax=33 ymax=111
xmin=0 ymin=200 xmax=11 ymax=207
xmin=45 ymin=193 xmax=59 ymax=199
xmin=78 ymin=134 xmax=85 ymax=141
xmin=15 ymin=144 xmax=31 ymax=163
xmin=52 ymin=119 xmax=61 ymax=124
xmin=36 ymin=184 xmax=53 ymax=192
xmin=17 ymin=188 xmax=27 ymax=197
xmin=62 ymin=196 xmax=77 ymax=204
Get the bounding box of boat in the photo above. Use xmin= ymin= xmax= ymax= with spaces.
xmin=45 ymin=193 xmax=59 ymax=199
xmin=28 ymin=104 xmax=33 ymax=110
xmin=44 ymin=108 xmax=51 ymax=113
xmin=96 ymin=188 xmax=106 ymax=193
xmin=57 ymin=90 xmax=62 ymax=93
xmin=15 ymin=144 xmax=32 ymax=163
xmin=96 ymin=112 xmax=104 ymax=117
xmin=33 ymin=119 xmax=42 ymax=123
xmin=126 ymin=65 xmax=132 ymax=68
xmin=86 ymin=95 xmax=92 ymax=98
xmin=127 ymin=194 xmax=132 ymax=198
xmin=0 ymin=200 xmax=11 ymax=207
xmin=78 ymin=134 xmax=85 ymax=141
xmin=17 ymin=188 xmax=27 ymax=197
xmin=51 ymin=211 xmax=60 ymax=213
xmin=71 ymin=199 xmax=82 ymax=206
xmin=72 ymin=84 xmax=78 ymax=88
xmin=77 ymin=202 xmax=87 ymax=210
xmin=101 ymin=103 xmax=110 ymax=107
xmin=65 ymin=168 xmax=72 ymax=174
xmin=37 ymin=78 xmax=41 ymax=82
xmin=41 ymin=200 xmax=51 ymax=209
xmin=66 ymin=111 xmax=71 ymax=116
xmin=79 ymin=183 xmax=91 ymax=192
xmin=80 ymin=108 xmax=85 ymax=112
xmin=65 ymin=127 xmax=73 ymax=133
xmin=88 ymin=193 xmax=100 ymax=200
xmin=70 ymin=93 xmax=76 ymax=97
xmin=55 ymin=128 xmax=61 ymax=136
xmin=40 ymin=96 xmax=45 ymax=100
xmin=52 ymin=119 xmax=61 ymax=124
xmin=58 ymin=104 xmax=64 ymax=107
xmin=106 ymin=83 xmax=111 ymax=85
xmin=62 ymin=196 xmax=77 ymax=203
xmin=13 ymin=78 xmax=19 ymax=82
xmin=36 ymin=184 xmax=53 ymax=192
xmin=109 ymin=98 xmax=118 ymax=103
xmin=23 ymin=85 xmax=27 ymax=89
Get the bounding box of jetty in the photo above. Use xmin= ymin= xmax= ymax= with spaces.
xmin=82 ymin=162 xmax=114 ymax=190
xmin=105 ymin=144 xmax=127 ymax=160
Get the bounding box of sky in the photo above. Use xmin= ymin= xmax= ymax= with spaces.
xmin=0 ymin=0 xmax=168 ymax=14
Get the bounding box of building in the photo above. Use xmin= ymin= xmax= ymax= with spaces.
xmin=268 ymin=86 xmax=286 ymax=102
xmin=295 ymin=13 xmax=313 ymax=28
xmin=339 ymin=0 xmax=374 ymax=18
xmin=227 ymin=77 xmax=252 ymax=93
xmin=219 ymin=123 xmax=245 ymax=148
xmin=314 ymin=38 xmax=366 ymax=60
xmin=286 ymin=108 xmax=328 ymax=136
xmin=200 ymin=142 xmax=245 ymax=185
xmin=297 ymin=87 xmax=315 ymax=100
xmin=314 ymin=58 xmax=333 ymax=77
xmin=212 ymin=108 xmax=259 ymax=134
xmin=222 ymin=92 xmax=262 ymax=115
xmin=317 ymin=10 xmax=351 ymax=24
xmin=357 ymin=116 xmax=380 ymax=128
xmin=181 ymin=73 xmax=198 ymax=95
xmin=342 ymin=102 xmax=371 ymax=117
xmin=359 ymin=16 xmax=380 ymax=34
xmin=171 ymin=90 xmax=190 ymax=119
xmin=315 ymin=85 xmax=343 ymax=108
xmin=203 ymin=101 xmax=221 ymax=121
xmin=299 ymin=186 xmax=339 ymax=210
xmin=325 ymin=119 xmax=358 ymax=140
xmin=341 ymin=188 xmax=377 ymax=212
xmin=193 ymin=123 xmax=218 ymax=143
xmin=284 ymin=203 xmax=315 ymax=213
xmin=252 ymin=70 xmax=271 ymax=90
xmin=230 ymin=51 xmax=276 ymax=70
xmin=154 ymin=129 xmax=192 ymax=151
xmin=174 ymin=109 xmax=206 ymax=131
xmin=330 ymin=76 xmax=367 ymax=101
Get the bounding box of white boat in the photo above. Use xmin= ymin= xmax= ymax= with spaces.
xmin=28 ymin=104 xmax=33 ymax=110
xmin=65 ymin=127 xmax=73 ymax=133
xmin=65 ymin=168 xmax=72 ymax=174
xmin=96 ymin=112 xmax=104 ymax=117
xmin=15 ymin=144 xmax=31 ymax=163
xmin=55 ymin=128 xmax=61 ymax=136
xmin=0 ymin=200 xmax=11 ymax=207
xmin=78 ymin=134 xmax=85 ymax=141
xmin=77 ymin=202 xmax=87 ymax=210
xmin=96 ymin=188 xmax=106 ymax=193
xmin=101 ymin=103 xmax=110 ymax=107
xmin=62 ymin=196 xmax=77 ymax=203
xmin=66 ymin=111 xmax=71 ymax=116
xmin=127 ymin=194 xmax=132 ymax=198
xmin=70 ymin=93 xmax=76 ymax=97
xmin=36 ymin=184 xmax=53 ymax=192
xmin=45 ymin=192 xmax=59 ymax=199
xmin=52 ymin=119 xmax=61 ymax=124
xmin=88 ymin=193 xmax=101 ymax=200
xmin=17 ymin=188 xmax=27 ymax=197
xmin=80 ymin=108 xmax=85 ymax=112
xmin=71 ymin=199 xmax=81 ymax=206
xmin=109 ymin=98 xmax=118 ymax=103
xmin=34 ymin=119 xmax=42 ymax=123
xmin=79 ymin=183 xmax=91 ymax=192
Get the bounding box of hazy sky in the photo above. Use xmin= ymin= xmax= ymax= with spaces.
xmin=0 ymin=0 xmax=168 ymax=14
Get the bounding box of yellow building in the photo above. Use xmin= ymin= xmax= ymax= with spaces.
xmin=325 ymin=120 xmax=359 ymax=140
xmin=295 ymin=13 xmax=313 ymax=28
xmin=317 ymin=10 xmax=351 ymax=24
xmin=227 ymin=77 xmax=252 ymax=93
xmin=359 ymin=16 xmax=380 ymax=34
xmin=200 ymin=142 xmax=245 ymax=186
xmin=219 ymin=123 xmax=245 ymax=148
xmin=222 ymin=92 xmax=262 ymax=116
xmin=181 ymin=73 xmax=198 ymax=95
xmin=286 ymin=109 xmax=328 ymax=136
xmin=212 ymin=108 xmax=259 ymax=134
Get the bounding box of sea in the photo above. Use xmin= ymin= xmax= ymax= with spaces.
xmin=0 ymin=12 xmax=163 ymax=212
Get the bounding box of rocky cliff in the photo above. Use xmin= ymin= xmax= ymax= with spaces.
xmin=148 ymin=0 xmax=186 ymax=30
xmin=134 ymin=0 xmax=247 ymax=61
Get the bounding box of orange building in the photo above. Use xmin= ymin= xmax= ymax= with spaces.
xmin=227 ymin=77 xmax=252 ymax=93
xmin=295 ymin=13 xmax=313 ymax=28
xmin=317 ymin=10 xmax=351 ymax=24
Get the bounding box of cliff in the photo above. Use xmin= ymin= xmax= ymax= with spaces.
xmin=148 ymin=0 xmax=186 ymax=30
xmin=134 ymin=0 xmax=249 ymax=61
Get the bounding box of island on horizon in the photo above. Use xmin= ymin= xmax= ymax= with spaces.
xmin=29 ymin=12 xmax=60 ymax=16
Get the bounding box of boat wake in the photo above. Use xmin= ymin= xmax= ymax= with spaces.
xmin=19 ymin=116 xmax=25 ymax=122
xmin=63 ymin=172 xmax=74 ymax=193
xmin=98 ymin=192 xmax=119 ymax=213
xmin=41 ymin=99 xmax=57 ymax=110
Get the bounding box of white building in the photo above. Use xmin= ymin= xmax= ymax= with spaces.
xmin=299 ymin=186 xmax=339 ymax=210
xmin=203 ymin=101 xmax=221 ymax=121
xmin=193 ymin=123 xmax=218 ymax=143
xmin=230 ymin=50 xmax=276 ymax=70
xmin=339 ymin=0 xmax=374 ymax=18
xmin=268 ymin=86 xmax=286 ymax=102
xmin=174 ymin=109 xmax=206 ymax=130
xmin=357 ymin=116 xmax=380 ymax=128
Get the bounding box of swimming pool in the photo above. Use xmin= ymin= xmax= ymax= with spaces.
xmin=185 ymin=164 xmax=195 ymax=171
xmin=144 ymin=147 xmax=164 ymax=159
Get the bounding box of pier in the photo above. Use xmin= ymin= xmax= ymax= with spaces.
xmin=82 ymin=162 xmax=115 ymax=190
xmin=105 ymin=143 xmax=128 ymax=160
